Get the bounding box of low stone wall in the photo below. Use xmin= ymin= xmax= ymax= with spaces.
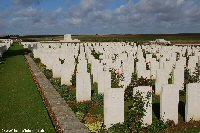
xmin=25 ymin=55 xmax=89 ymax=133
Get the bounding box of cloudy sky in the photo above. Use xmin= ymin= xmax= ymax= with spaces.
xmin=0 ymin=0 xmax=200 ymax=35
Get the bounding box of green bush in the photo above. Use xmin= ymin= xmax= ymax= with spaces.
xmin=44 ymin=69 xmax=53 ymax=79
xmin=76 ymin=111 xmax=85 ymax=121
xmin=85 ymin=121 xmax=104 ymax=133
xmin=110 ymin=68 xmax=124 ymax=88
xmin=92 ymin=94 xmax=104 ymax=106
xmin=108 ymin=123 xmax=129 ymax=133
xmin=91 ymin=49 xmax=102 ymax=60
xmin=64 ymin=94 xmax=76 ymax=101
xmin=185 ymin=67 xmax=200 ymax=83
xmin=147 ymin=119 xmax=168 ymax=133
xmin=75 ymin=101 xmax=92 ymax=114
xmin=70 ymin=73 xmax=76 ymax=86
xmin=126 ymin=91 xmax=147 ymax=132
xmin=87 ymin=63 xmax=91 ymax=73
xmin=30 ymin=53 xmax=34 ymax=58
xmin=33 ymin=58 xmax=41 ymax=64
xmin=50 ymin=78 xmax=61 ymax=87
xmin=125 ymin=76 xmax=155 ymax=101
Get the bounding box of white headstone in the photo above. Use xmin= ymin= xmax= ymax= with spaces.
xmin=133 ymin=86 xmax=152 ymax=126
xmin=104 ymin=88 xmax=124 ymax=129
xmin=160 ymin=84 xmax=179 ymax=124
xmin=185 ymin=83 xmax=200 ymax=122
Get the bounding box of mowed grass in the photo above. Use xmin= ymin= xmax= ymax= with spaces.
xmin=0 ymin=43 xmax=55 ymax=132
xmin=73 ymin=34 xmax=200 ymax=43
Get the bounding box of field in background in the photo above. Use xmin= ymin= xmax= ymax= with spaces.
xmin=12 ymin=33 xmax=200 ymax=44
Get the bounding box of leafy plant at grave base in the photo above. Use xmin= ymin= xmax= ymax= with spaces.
xmin=50 ymin=78 xmax=61 ymax=87
xmin=76 ymin=111 xmax=85 ymax=121
xmin=132 ymin=72 xmax=138 ymax=81
xmin=127 ymin=92 xmax=147 ymax=132
xmin=87 ymin=63 xmax=91 ymax=73
xmin=70 ymin=72 xmax=76 ymax=86
xmin=107 ymin=122 xmax=130 ymax=133
xmin=33 ymin=58 xmax=41 ymax=64
xmin=74 ymin=101 xmax=93 ymax=114
xmin=142 ymin=49 xmax=146 ymax=59
xmin=147 ymin=119 xmax=175 ymax=133
xmin=44 ymin=69 xmax=53 ymax=79
xmin=152 ymin=54 xmax=157 ymax=59
xmin=91 ymin=49 xmax=102 ymax=60
xmin=125 ymin=74 xmax=155 ymax=102
xmin=56 ymin=85 xmax=69 ymax=97
xmin=92 ymin=93 xmax=104 ymax=106
xmin=168 ymin=71 xmax=173 ymax=84
xmin=85 ymin=121 xmax=104 ymax=133
xmin=184 ymin=68 xmax=191 ymax=84
xmin=179 ymin=90 xmax=186 ymax=97
xmin=176 ymin=52 xmax=180 ymax=61
xmin=185 ymin=67 xmax=200 ymax=84
xmin=64 ymin=93 xmax=76 ymax=101
xmin=110 ymin=68 xmax=124 ymax=88
xmin=38 ymin=63 xmax=46 ymax=72
xmin=30 ymin=53 xmax=34 ymax=58
xmin=146 ymin=63 xmax=150 ymax=70
xmin=147 ymin=119 xmax=168 ymax=133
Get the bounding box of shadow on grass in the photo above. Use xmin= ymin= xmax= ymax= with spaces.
xmin=1 ymin=43 xmax=31 ymax=60
xmin=178 ymin=101 xmax=185 ymax=121
xmin=153 ymin=103 xmax=160 ymax=119
xmin=4 ymin=49 xmax=31 ymax=58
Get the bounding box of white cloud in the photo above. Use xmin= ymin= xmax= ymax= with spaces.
xmin=0 ymin=0 xmax=200 ymax=34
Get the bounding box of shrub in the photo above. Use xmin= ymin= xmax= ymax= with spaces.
xmin=30 ymin=53 xmax=34 ymax=58
xmin=126 ymin=91 xmax=146 ymax=132
xmin=33 ymin=58 xmax=41 ymax=64
xmin=147 ymin=119 xmax=168 ymax=133
xmin=76 ymin=111 xmax=85 ymax=121
xmin=75 ymin=101 xmax=92 ymax=114
xmin=64 ymin=94 xmax=76 ymax=101
xmin=107 ymin=123 xmax=129 ymax=133
xmin=92 ymin=94 xmax=104 ymax=106
xmin=87 ymin=63 xmax=91 ymax=73
xmin=110 ymin=68 xmax=124 ymax=88
xmin=44 ymin=69 xmax=53 ymax=79
xmin=185 ymin=67 xmax=200 ymax=83
xmin=85 ymin=121 xmax=104 ymax=133
xmin=70 ymin=73 xmax=76 ymax=86
xmin=50 ymin=78 xmax=61 ymax=87
xmin=125 ymin=76 xmax=155 ymax=101
xmin=91 ymin=49 xmax=102 ymax=60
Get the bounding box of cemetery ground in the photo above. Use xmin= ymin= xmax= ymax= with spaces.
xmin=0 ymin=43 xmax=55 ymax=132
xmin=31 ymin=54 xmax=200 ymax=133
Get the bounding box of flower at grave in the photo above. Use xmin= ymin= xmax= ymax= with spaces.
xmin=115 ymin=68 xmax=123 ymax=75
xmin=75 ymin=111 xmax=85 ymax=121
xmin=85 ymin=121 xmax=103 ymax=133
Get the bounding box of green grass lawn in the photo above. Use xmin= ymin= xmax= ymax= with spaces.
xmin=0 ymin=43 xmax=55 ymax=132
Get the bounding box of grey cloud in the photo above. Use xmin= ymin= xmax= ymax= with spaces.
xmin=14 ymin=0 xmax=42 ymax=5
xmin=1 ymin=0 xmax=200 ymax=34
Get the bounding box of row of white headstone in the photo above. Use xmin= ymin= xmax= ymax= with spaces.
xmin=0 ymin=39 xmax=12 ymax=57
xmin=23 ymin=41 xmax=200 ymax=128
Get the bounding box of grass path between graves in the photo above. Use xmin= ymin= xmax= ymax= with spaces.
xmin=0 ymin=43 xmax=55 ymax=132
